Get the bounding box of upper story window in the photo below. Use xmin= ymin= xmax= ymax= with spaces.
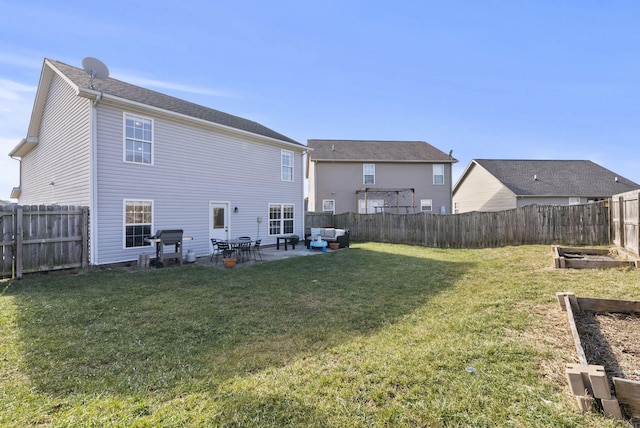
xmin=124 ymin=114 xmax=153 ymax=165
xmin=124 ymin=200 xmax=153 ymax=248
xmin=281 ymin=150 xmax=293 ymax=181
xmin=433 ymin=164 xmax=444 ymax=185
xmin=363 ymin=164 xmax=375 ymax=184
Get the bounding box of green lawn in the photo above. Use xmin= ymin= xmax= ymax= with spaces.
xmin=1 ymin=243 xmax=637 ymax=427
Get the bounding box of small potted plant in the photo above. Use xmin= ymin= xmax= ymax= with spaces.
xmin=223 ymin=257 xmax=237 ymax=268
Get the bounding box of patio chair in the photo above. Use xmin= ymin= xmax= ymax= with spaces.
xmin=252 ymin=239 xmax=263 ymax=262
xmin=237 ymin=241 xmax=252 ymax=262
xmin=215 ymin=241 xmax=234 ymax=265
xmin=210 ymin=239 xmax=222 ymax=263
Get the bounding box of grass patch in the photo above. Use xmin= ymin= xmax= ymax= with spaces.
xmin=1 ymin=243 xmax=636 ymax=426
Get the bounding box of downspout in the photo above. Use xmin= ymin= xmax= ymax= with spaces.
xmin=93 ymin=91 xmax=103 ymax=107
xmin=89 ymin=95 xmax=101 ymax=265
xmin=10 ymin=154 xmax=21 ymax=199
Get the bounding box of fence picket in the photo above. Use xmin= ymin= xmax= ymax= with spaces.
xmin=306 ymin=202 xmax=613 ymax=250
xmin=0 ymin=205 xmax=89 ymax=279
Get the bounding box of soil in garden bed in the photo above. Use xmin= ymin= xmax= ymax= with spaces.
xmin=575 ymin=311 xmax=640 ymax=382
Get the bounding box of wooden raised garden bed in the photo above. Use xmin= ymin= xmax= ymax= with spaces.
xmin=553 ymin=246 xmax=638 ymax=269
xmin=557 ymin=292 xmax=640 ymax=422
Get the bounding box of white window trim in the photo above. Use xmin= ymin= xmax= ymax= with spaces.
xmin=281 ymin=150 xmax=294 ymax=182
xmin=123 ymin=199 xmax=154 ymax=249
xmin=363 ymin=164 xmax=375 ymax=185
xmin=433 ymin=164 xmax=444 ymax=185
xmin=420 ymin=199 xmax=433 ymax=212
xmin=268 ymin=203 xmax=295 ymax=235
xmin=569 ymin=197 xmax=581 ymax=205
xmin=123 ymin=112 xmax=154 ymax=166
xmin=322 ymin=199 xmax=335 ymax=214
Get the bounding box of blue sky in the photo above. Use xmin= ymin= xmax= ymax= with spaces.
xmin=1 ymin=0 xmax=639 ymax=201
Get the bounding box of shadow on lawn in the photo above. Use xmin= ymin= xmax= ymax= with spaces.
xmin=7 ymin=246 xmax=472 ymax=396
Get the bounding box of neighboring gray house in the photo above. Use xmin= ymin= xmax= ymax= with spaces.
xmin=9 ymin=58 xmax=306 ymax=265
xmin=306 ymin=140 xmax=457 ymax=214
xmin=452 ymin=159 xmax=640 ymax=213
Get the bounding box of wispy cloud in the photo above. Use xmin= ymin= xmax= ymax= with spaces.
xmin=0 ymin=52 xmax=43 ymax=70
xmin=0 ymin=79 xmax=37 ymax=101
xmin=116 ymin=73 xmax=233 ymax=98
xmin=0 ymin=78 xmax=35 ymax=199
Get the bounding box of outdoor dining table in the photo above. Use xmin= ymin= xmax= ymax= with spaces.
xmin=222 ymin=238 xmax=253 ymax=262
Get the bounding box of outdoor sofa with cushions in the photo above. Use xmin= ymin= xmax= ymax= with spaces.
xmin=305 ymin=228 xmax=350 ymax=248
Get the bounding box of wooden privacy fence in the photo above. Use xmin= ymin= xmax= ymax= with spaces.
xmin=307 ymin=202 xmax=610 ymax=248
xmin=0 ymin=205 xmax=89 ymax=279
xmin=610 ymin=190 xmax=640 ymax=257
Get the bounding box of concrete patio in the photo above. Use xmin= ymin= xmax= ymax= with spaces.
xmin=191 ymin=242 xmax=339 ymax=269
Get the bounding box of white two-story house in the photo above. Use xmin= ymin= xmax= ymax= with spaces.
xmin=9 ymin=58 xmax=306 ymax=265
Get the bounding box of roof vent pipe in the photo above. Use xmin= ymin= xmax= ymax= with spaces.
xmin=534 ymin=174 xmax=538 ymax=180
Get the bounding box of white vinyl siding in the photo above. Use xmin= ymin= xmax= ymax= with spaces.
xmin=19 ymin=73 xmax=91 ymax=205
xmin=94 ymin=104 xmax=304 ymax=264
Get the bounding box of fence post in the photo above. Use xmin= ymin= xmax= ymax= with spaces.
xmin=14 ymin=205 xmax=23 ymax=279
xmin=82 ymin=206 xmax=89 ymax=269
xmin=637 ymin=196 xmax=640 ymax=256
xmin=618 ymin=196 xmax=625 ymax=249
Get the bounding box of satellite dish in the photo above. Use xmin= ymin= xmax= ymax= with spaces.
xmin=82 ymin=57 xmax=109 ymax=89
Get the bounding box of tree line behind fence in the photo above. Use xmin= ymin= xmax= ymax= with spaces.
xmin=0 ymin=205 xmax=89 ymax=279
xmin=307 ymin=202 xmax=611 ymax=249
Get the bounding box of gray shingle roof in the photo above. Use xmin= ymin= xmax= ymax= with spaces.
xmin=307 ymin=139 xmax=456 ymax=162
xmin=48 ymin=59 xmax=301 ymax=146
xmin=474 ymin=159 xmax=640 ymax=196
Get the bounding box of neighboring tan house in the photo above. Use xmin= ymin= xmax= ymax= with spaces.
xmin=307 ymin=140 xmax=457 ymax=214
xmin=9 ymin=58 xmax=306 ymax=265
xmin=452 ymin=159 xmax=640 ymax=213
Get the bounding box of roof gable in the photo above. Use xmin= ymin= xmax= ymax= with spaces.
xmin=468 ymin=159 xmax=640 ymax=196
xmin=47 ymin=59 xmax=301 ymax=146
xmin=307 ymin=139 xmax=456 ymax=163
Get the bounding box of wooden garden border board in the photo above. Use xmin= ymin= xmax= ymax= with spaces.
xmin=557 ymin=292 xmax=640 ymax=420
xmin=553 ymin=246 xmax=638 ymax=269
